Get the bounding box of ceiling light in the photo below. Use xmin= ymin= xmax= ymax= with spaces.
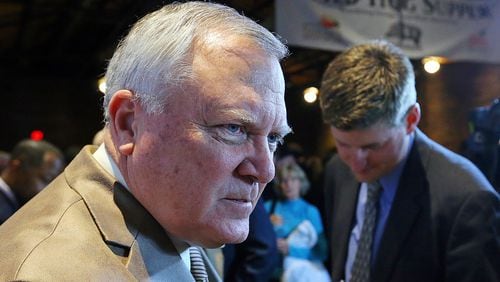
xmin=98 ymin=76 xmax=107 ymax=94
xmin=303 ymin=87 xmax=318 ymax=103
xmin=422 ymin=56 xmax=446 ymax=74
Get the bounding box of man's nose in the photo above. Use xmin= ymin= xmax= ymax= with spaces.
xmin=237 ymin=138 xmax=275 ymax=184
xmin=349 ymin=148 xmax=367 ymax=171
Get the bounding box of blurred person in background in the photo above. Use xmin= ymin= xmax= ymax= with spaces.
xmin=463 ymin=98 xmax=500 ymax=191
xmin=0 ymin=139 xmax=64 ymax=224
xmin=0 ymin=150 xmax=10 ymax=173
xmin=266 ymin=162 xmax=329 ymax=282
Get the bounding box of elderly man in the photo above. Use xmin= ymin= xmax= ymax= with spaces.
xmin=0 ymin=2 xmax=290 ymax=281
xmin=0 ymin=139 xmax=64 ymax=224
xmin=320 ymin=40 xmax=500 ymax=282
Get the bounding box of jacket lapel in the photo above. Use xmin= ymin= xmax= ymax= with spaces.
xmin=201 ymin=247 xmax=223 ymax=282
xmin=372 ymin=135 xmax=427 ymax=282
xmin=330 ymin=166 xmax=360 ymax=280
xmin=66 ymin=146 xmax=194 ymax=281
xmin=115 ymin=184 xmax=194 ymax=281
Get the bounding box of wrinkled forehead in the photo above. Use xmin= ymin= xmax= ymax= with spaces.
xmin=198 ymin=33 xmax=282 ymax=77
xmin=183 ymin=33 xmax=289 ymax=130
xmin=193 ymin=36 xmax=285 ymax=99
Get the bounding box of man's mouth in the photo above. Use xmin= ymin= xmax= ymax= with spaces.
xmin=221 ymin=197 xmax=254 ymax=216
xmin=227 ymin=198 xmax=251 ymax=203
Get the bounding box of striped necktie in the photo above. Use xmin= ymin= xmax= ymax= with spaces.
xmin=350 ymin=182 xmax=382 ymax=282
xmin=189 ymin=247 xmax=209 ymax=282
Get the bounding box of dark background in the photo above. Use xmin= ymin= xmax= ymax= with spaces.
xmin=0 ymin=0 xmax=499 ymax=160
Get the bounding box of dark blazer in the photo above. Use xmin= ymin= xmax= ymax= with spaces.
xmin=0 ymin=146 xmax=221 ymax=281
xmin=324 ymin=129 xmax=500 ymax=282
xmin=0 ymin=187 xmax=18 ymax=224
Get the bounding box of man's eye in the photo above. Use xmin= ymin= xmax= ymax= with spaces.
xmin=336 ymin=142 xmax=349 ymax=149
xmin=363 ymin=144 xmax=380 ymax=150
xmin=267 ymin=133 xmax=283 ymax=145
xmin=214 ymin=124 xmax=248 ymax=145
xmin=267 ymin=134 xmax=284 ymax=153
xmin=224 ymin=124 xmax=245 ymax=135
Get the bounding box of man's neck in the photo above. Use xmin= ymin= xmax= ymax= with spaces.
xmin=92 ymin=144 xmax=129 ymax=190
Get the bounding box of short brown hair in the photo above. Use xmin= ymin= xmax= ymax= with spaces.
xmin=320 ymin=40 xmax=416 ymax=130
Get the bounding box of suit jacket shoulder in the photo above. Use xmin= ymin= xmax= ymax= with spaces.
xmin=0 ymin=189 xmax=18 ymax=224
xmin=0 ymin=146 xmax=217 ymax=281
xmin=323 ymin=154 xmax=359 ymax=280
xmin=415 ymin=129 xmax=493 ymax=193
xmin=373 ymin=130 xmax=500 ymax=282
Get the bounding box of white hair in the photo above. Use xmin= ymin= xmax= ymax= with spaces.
xmin=103 ymin=1 xmax=288 ymax=122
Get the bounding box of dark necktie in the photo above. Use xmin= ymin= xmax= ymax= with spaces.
xmin=190 ymin=247 xmax=209 ymax=282
xmin=350 ymin=182 xmax=382 ymax=282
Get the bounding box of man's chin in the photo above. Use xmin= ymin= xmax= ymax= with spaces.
xmin=201 ymin=233 xmax=248 ymax=249
xmin=223 ymin=228 xmax=249 ymax=244
xmin=354 ymin=172 xmax=379 ymax=183
xmin=203 ymin=223 xmax=249 ymax=247
xmin=189 ymin=232 xmax=246 ymax=248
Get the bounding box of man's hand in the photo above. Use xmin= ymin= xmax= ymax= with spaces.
xmin=270 ymin=214 xmax=283 ymax=226
xmin=277 ymin=238 xmax=288 ymax=255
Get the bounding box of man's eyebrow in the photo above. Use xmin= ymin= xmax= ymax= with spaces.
xmin=218 ymin=108 xmax=254 ymax=123
xmin=218 ymin=108 xmax=292 ymax=136
xmin=361 ymin=142 xmax=380 ymax=149
xmin=277 ymin=125 xmax=293 ymax=137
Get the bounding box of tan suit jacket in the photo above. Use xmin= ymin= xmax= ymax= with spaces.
xmin=0 ymin=146 xmax=221 ymax=281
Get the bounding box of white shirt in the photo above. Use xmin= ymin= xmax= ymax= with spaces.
xmin=0 ymin=177 xmax=18 ymax=206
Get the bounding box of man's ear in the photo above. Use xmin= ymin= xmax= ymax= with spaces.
xmin=108 ymin=90 xmax=137 ymax=156
xmin=9 ymin=159 xmax=22 ymax=171
xmin=405 ymin=103 xmax=421 ymax=134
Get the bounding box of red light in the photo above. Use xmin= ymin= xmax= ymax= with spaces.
xmin=30 ymin=130 xmax=44 ymax=141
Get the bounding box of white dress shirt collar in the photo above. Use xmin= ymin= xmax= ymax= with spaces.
xmin=92 ymin=144 xmax=129 ymax=190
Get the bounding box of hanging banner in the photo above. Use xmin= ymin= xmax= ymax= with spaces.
xmin=275 ymin=0 xmax=500 ymax=63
